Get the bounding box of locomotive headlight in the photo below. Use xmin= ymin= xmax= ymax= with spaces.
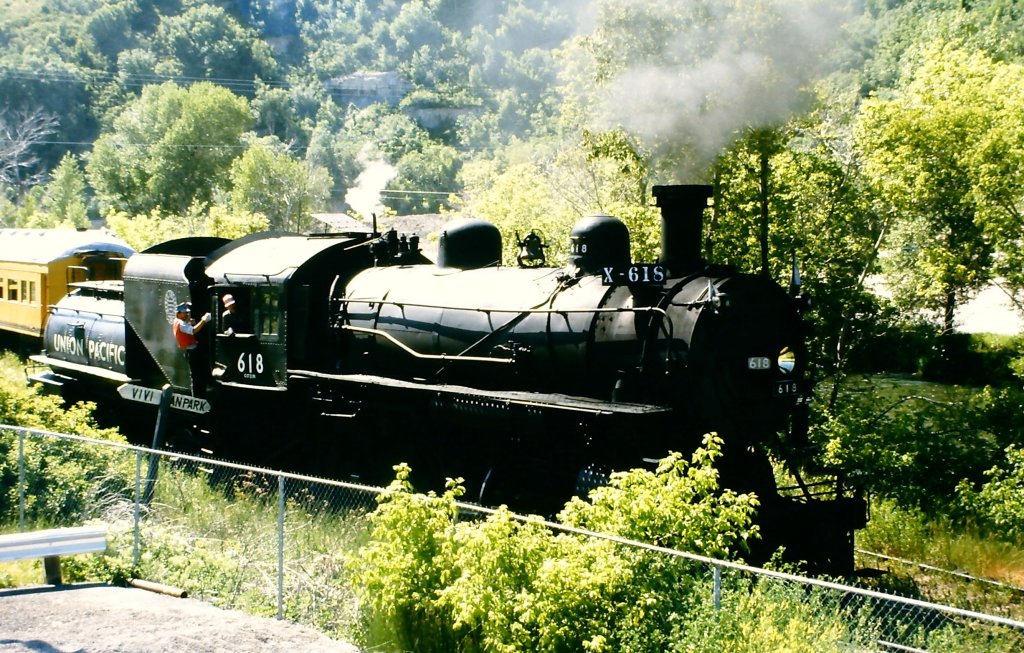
xmin=778 ymin=347 xmax=796 ymax=374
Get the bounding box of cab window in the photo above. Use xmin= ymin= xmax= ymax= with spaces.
xmin=254 ymin=289 xmax=281 ymax=339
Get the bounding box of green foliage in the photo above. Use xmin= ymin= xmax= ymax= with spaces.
xmin=105 ymin=204 xmax=270 ymax=251
xmin=852 ymin=42 xmax=1024 ymax=331
xmin=957 ymin=446 xmax=1024 ymax=543
xmin=814 ymin=379 xmax=1024 ymax=513
xmin=148 ymin=4 xmax=277 ymax=81
xmin=849 ymin=322 xmax=1024 ymax=385
xmin=346 ymin=437 xmax=817 ymax=652
xmin=61 ymin=545 xmax=136 ymax=586
xmin=86 ymin=81 xmax=253 ymax=215
xmin=229 ymin=140 xmax=331 ymax=232
xmin=456 ymin=157 xmax=576 ymax=264
xmin=0 ymin=352 xmax=132 ymax=525
xmin=559 ymin=435 xmax=760 ymax=559
xmin=344 ymin=464 xmax=463 ymax=650
xmin=39 ymin=152 xmax=89 ymax=228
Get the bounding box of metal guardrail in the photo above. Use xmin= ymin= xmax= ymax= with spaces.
xmin=0 ymin=525 xmax=108 ymax=584
xmin=3 ymin=424 xmax=1023 ymax=650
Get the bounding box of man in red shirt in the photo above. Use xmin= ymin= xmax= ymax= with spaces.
xmin=173 ymin=303 xmax=210 ymax=349
xmin=172 ymin=303 xmax=211 ymax=393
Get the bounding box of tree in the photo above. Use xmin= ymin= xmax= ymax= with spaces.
xmin=149 ymin=4 xmax=278 ymax=82
xmin=230 ymin=140 xmax=331 ymax=233
xmin=853 ymin=42 xmax=1018 ymax=334
xmin=86 ymin=82 xmax=253 ymax=215
xmin=106 ymin=204 xmax=270 ymax=251
xmin=252 ymin=82 xmax=306 ymax=146
xmin=457 ymin=157 xmax=575 ymax=264
xmin=389 ymin=142 xmax=461 ymax=214
xmin=0 ymin=108 xmax=59 ymax=190
xmin=43 ymin=152 xmax=90 ymax=228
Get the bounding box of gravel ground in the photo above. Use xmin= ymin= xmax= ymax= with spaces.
xmin=0 ymin=584 xmax=361 ymax=653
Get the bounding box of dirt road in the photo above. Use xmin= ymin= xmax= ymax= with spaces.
xmin=0 ymin=584 xmax=360 ymax=653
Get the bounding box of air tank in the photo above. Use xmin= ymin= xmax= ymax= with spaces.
xmin=44 ymin=286 xmax=128 ymax=376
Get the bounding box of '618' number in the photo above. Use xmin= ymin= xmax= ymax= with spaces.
xmin=237 ymin=352 xmax=264 ymax=377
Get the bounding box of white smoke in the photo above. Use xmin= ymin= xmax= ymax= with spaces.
xmin=344 ymin=143 xmax=398 ymax=221
xmin=586 ymin=0 xmax=855 ymax=178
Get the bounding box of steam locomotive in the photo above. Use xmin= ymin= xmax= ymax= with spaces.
xmin=26 ymin=184 xmax=865 ymax=572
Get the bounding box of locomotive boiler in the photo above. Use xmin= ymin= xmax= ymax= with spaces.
xmin=316 ymin=184 xmax=864 ymax=570
xmin=28 ymin=184 xmax=866 ymax=573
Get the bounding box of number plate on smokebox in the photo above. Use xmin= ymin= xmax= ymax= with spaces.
xmin=774 ymin=380 xmax=800 ymax=397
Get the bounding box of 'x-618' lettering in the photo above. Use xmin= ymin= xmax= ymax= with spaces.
xmin=601 ymin=264 xmax=666 ymax=286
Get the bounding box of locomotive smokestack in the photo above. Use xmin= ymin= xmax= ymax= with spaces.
xmin=652 ymin=184 xmax=713 ymax=275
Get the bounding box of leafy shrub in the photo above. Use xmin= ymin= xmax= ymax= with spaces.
xmin=848 ymin=320 xmax=1024 ymax=387
xmin=345 ymin=436 xmax=868 ymax=652
xmin=558 ymin=434 xmax=760 ymax=558
xmin=847 ymin=315 xmax=937 ymax=376
xmin=957 ymin=446 xmax=1024 ymax=543
xmin=923 ymin=333 xmax=1024 ymax=386
xmin=813 ymin=385 xmax=1022 ymax=513
xmin=0 ymin=353 xmax=133 ymax=525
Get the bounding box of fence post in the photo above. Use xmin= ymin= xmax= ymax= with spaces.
xmin=142 ymin=386 xmax=172 ymax=505
xmin=18 ymin=430 xmax=25 ymax=531
xmin=134 ymin=449 xmax=143 ymax=567
xmin=713 ymin=565 xmax=722 ymax=611
xmin=277 ymin=473 xmax=285 ymax=620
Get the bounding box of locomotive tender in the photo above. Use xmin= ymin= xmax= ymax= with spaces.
xmin=28 ymin=184 xmax=866 ymax=572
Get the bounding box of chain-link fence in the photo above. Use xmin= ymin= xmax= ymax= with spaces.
xmin=3 ymin=425 xmax=1023 ymax=651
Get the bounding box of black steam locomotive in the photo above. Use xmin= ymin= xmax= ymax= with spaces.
xmin=28 ymin=184 xmax=865 ymax=572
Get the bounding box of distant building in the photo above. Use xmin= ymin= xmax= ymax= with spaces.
xmin=325 ymin=71 xmax=412 ymax=109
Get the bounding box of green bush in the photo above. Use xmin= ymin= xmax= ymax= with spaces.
xmin=957 ymin=446 xmax=1024 ymax=543
xmin=558 ymin=435 xmax=760 ymax=558
xmin=847 ymin=319 xmax=1024 ymax=387
xmin=813 ymin=385 xmax=1023 ymax=514
xmin=848 ymin=317 xmax=937 ymax=376
xmin=344 ymin=437 xmax=872 ymax=652
xmin=0 ymin=353 xmax=133 ymax=525
xmin=922 ymin=333 xmax=1024 ymax=386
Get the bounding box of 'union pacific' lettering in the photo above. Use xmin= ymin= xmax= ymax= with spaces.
xmin=51 ymin=334 xmax=125 ymax=366
xmin=87 ymin=339 xmax=126 ymax=366
xmin=52 ymin=333 xmax=85 ymax=357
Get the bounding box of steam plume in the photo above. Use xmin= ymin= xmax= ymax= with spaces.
xmin=588 ymin=0 xmax=854 ymax=178
xmin=345 ymin=143 xmax=398 ymax=220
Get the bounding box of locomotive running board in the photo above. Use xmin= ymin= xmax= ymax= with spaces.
xmin=288 ymin=370 xmax=671 ymax=417
xmin=29 ymin=354 xmax=132 ymax=384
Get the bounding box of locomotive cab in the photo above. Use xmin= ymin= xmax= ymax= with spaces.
xmin=203 ymin=232 xmax=376 ymax=391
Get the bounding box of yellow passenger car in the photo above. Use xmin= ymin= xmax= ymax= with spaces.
xmin=0 ymin=229 xmax=134 ymax=337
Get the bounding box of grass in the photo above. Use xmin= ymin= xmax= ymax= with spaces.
xmin=857 ymin=499 xmax=1024 ymax=620
xmin=3 ymin=351 xmax=1023 ymax=647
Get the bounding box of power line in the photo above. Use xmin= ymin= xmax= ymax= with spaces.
xmin=0 ymin=64 xmax=291 ymax=93
xmin=0 ymin=138 xmax=249 ymax=150
xmin=380 ymin=189 xmax=457 ymax=196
